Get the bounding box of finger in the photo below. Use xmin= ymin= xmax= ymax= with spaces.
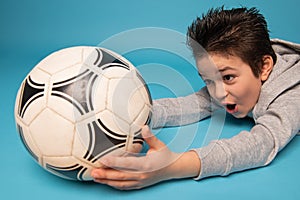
xmin=99 ymin=156 xmax=146 ymax=171
xmin=94 ymin=178 xmax=141 ymax=190
xmin=91 ymin=168 xmax=142 ymax=181
xmin=141 ymin=126 xmax=165 ymax=150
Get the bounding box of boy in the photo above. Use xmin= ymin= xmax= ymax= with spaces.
xmin=91 ymin=7 xmax=300 ymax=190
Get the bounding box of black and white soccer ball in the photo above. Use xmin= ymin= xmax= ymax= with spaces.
xmin=14 ymin=46 xmax=152 ymax=181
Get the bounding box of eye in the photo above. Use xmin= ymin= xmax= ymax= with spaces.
xmin=223 ymin=75 xmax=235 ymax=82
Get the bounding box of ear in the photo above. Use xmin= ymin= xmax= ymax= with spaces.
xmin=260 ymin=55 xmax=274 ymax=82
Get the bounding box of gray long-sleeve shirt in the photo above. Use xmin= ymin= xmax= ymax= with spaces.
xmin=151 ymin=39 xmax=300 ymax=179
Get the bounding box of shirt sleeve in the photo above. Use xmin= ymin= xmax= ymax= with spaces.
xmin=193 ymin=84 xmax=300 ymax=179
xmin=150 ymin=87 xmax=220 ymax=128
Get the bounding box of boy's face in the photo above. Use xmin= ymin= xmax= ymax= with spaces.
xmin=196 ymin=54 xmax=263 ymax=118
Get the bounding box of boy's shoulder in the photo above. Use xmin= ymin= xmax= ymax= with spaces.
xmin=271 ymin=38 xmax=300 ymax=55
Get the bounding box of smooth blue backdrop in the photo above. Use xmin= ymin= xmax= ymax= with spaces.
xmin=1 ymin=0 xmax=299 ymax=200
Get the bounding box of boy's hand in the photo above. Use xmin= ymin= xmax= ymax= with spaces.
xmin=91 ymin=126 xmax=200 ymax=190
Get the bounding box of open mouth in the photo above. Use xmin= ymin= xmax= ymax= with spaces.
xmin=225 ymin=104 xmax=237 ymax=113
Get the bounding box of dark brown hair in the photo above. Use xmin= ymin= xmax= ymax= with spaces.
xmin=187 ymin=6 xmax=277 ymax=77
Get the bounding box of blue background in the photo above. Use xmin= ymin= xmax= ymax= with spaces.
xmin=1 ymin=0 xmax=299 ymax=199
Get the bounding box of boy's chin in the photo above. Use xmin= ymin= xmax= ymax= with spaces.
xmin=230 ymin=112 xmax=248 ymax=119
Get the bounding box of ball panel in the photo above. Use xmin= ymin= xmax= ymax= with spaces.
xmin=128 ymin=69 xmax=152 ymax=133
xmin=73 ymin=122 xmax=91 ymax=159
xmin=50 ymin=63 xmax=89 ymax=85
xmin=94 ymin=48 xmax=130 ymax=70
xmin=20 ymin=94 xmax=47 ymax=125
xmin=133 ymin=70 xmax=153 ymax=105
xmin=127 ymin=84 xmax=148 ymax=123
xmin=16 ymin=119 xmax=42 ymax=163
xmin=89 ymin=143 xmax=128 ymax=163
xmin=82 ymin=47 xmax=103 ymax=69
xmin=26 ymin=66 xmax=52 ymax=83
xmin=43 ymin=156 xmax=89 ymax=181
xmin=99 ymin=48 xmax=134 ymax=70
xmin=98 ymin=110 xmax=130 ymax=137
xmin=76 ymin=119 xmax=128 ymax=162
xmin=130 ymin=104 xmax=152 ymax=134
xmin=107 ymin=77 xmax=138 ymax=124
xmin=101 ymin=64 xmax=131 ymax=79
xmin=16 ymin=68 xmax=49 ymax=124
xmin=16 ymin=76 xmax=45 ymax=118
xmin=29 ymin=108 xmax=74 ymax=156
xmin=89 ymin=74 xmax=109 ymax=114
xmin=47 ymin=92 xmax=80 ymax=123
xmin=35 ymin=46 xmax=83 ymax=75
xmin=50 ymin=66 xmax=94 ymax=117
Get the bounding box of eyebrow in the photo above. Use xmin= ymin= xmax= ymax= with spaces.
xmin=218 ymin=66 xmax=236 ymax=72
xmin=198 ymin=66 xmax=237 ymax=79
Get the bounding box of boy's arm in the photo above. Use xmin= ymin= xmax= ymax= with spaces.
xmin=151 ymin=87 xmax=220 ymax=128
xmin=193 ymin=85 xmax=300 ymax=179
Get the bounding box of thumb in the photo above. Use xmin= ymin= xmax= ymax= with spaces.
xmin=141 ymin=125 xmax=166 ymax=151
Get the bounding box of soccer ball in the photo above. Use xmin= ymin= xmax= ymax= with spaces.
xmin=14 ymin=46 xmax=152 ymax=181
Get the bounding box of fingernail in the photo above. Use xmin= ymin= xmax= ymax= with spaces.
xmin=142 ymin=126 xmax=151 ymax=137
xmin=91 ymin=173 xmax=96 ymax=178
